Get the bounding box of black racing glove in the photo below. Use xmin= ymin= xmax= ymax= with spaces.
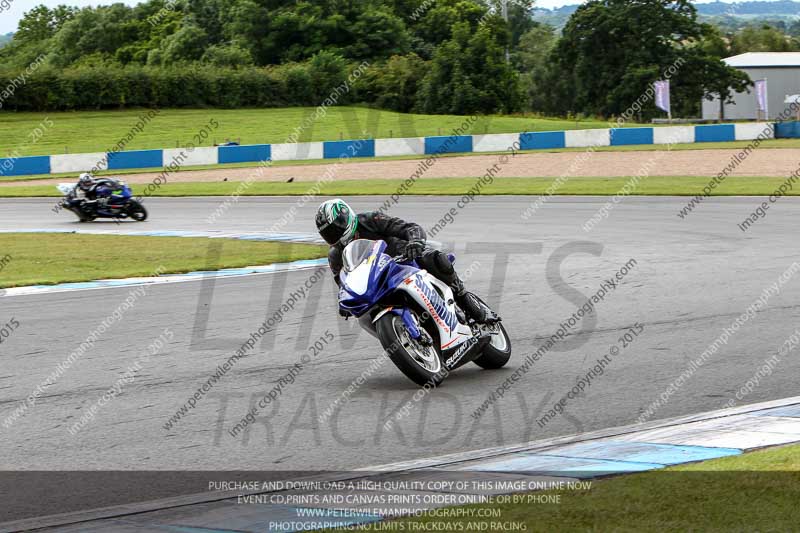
xmin=404 ymin=240 xmax=425 ymax=260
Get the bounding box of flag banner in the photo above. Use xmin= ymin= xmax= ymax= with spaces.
xmin=654 ymin=80 xmax=670 ymax=114
xmin=755 ymin=79 xmax=768 ymax=113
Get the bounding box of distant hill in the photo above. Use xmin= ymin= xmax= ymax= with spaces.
xmin=0 ymin=33 xmax=12 ymax=48
xmin=530 ymin=5 xmax=575 ymax=28
xmin=696 ymin=0 xmax=800 ymax=15
xmin=534 ymin=1 xmax=800 ymax=29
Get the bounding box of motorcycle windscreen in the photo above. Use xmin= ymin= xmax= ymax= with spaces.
xmin=342 ymin=239 xmax=377 ymax=273
xmin=56 ymin=183 xmax=76 ymax=195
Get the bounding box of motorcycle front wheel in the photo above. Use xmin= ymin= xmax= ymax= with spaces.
xmin=376 ymin=312 xmax=447 ymax=387
xmin=126 ymin=200 xmax=148 ymax=222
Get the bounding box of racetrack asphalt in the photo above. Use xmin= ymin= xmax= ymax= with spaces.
xmin=1 ymin=195 xmax=799 ymax=520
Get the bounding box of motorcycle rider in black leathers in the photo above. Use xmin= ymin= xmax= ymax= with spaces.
xmin=76 ymin=173 xmax=123 ymax=212
xmin=315 ymin=199 xmax=498 ymax=324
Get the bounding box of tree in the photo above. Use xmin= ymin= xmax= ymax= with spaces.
xmin=15 ymin=5 xmax=77 ymax=44
xmin=545 ymin=0 xmax=752 ymax=119
xmin=514 ymin=23 xmax=557 ymax=112
xmin=341 ymin=6 xmax=410 ymax=60
xmin=412 ymin=0 xmax=487 ymax=48
xmin=487 ymin=0 xmax=536 ymax=48
xmin=221 ymin=0 xmax=270 ymax=63
xmin=417 ymin=21 xmax=521 ymax=114
xmin=0 ymin=0 xmax=527 ymax=114
xmin=357 ymin=53 xmax=427 ymax=111
xmin=186 ymin=0 xmax=227 ymax=44
xmin=160 ymin=24 xmax=209 ymax=64
xmin=729 ymin=24 xmax=800 ymax=54
xmin=201 ymin=43 xmax=254 ymax=67
xmin=306 ymin=50 xmax=349 ymax=101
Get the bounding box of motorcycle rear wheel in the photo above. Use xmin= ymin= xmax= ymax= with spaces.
xmin=126 ymin=200 xmax=148 ymax=222
xmin=471 ymin=296 xmax=512 ymax=369
xmin=74 ymin=209 xmax=95 ymax=222
xmin=376 ymin=313 xmax=447 ymax=387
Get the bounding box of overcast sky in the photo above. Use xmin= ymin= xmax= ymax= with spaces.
xmin=0 ymin=0 xmax=749 ymax=35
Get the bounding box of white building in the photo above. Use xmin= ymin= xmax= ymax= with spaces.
xmin=701 ymin=52 xmax=800 ymax=120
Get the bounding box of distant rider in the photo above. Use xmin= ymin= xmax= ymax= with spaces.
xmin=76 ymin=173 xmax=123 ymax=210
xmin=315 ymin=199 xmax=498 ymax=324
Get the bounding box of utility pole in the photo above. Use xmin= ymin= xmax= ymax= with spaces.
xmin=502 ymin=0 xmax=510 ymax=63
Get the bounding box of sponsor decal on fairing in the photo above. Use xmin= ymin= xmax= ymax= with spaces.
xmin=445 ymin=336 xmax=478 ymax=368
xmin=411 ymin=274 xmax=458 ymax=333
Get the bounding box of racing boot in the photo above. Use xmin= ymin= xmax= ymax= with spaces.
xmin=451 ymin=277 xmax=499 ymax=324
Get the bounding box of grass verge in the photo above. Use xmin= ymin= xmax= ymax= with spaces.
xmin=0 ymin=233 xmax=326 ymax=288
xmin=350 ymin=443 xmax=800 ymax=532
xmin=1 ymin=176 xmax=797 ymax=198
xmin=1 ymin=107 xmax=644 ymax=157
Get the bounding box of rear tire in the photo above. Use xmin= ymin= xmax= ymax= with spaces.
xmin=471 ymin=296 xmax=512 ymax=369
xmin=473 ymin=321 xmax=512 ymax=369
xmin=376 ymin=312 xmax=447 ymax=387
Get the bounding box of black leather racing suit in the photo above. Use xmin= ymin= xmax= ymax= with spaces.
xmin=86 ymin=178 xmax=122 ymax=201
xmin=327 ymin=211 xmax=494 ymax=322
xmin=78 ymin=178 xmax=122 ymax=211
xmin=327 ymin=211 xmax=457 ymax=286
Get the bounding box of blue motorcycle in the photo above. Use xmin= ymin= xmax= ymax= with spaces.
xmin=57 ymin=182 xmax=147 ymax=223
xmin=339 ymin=239 xmax=511 ymax=386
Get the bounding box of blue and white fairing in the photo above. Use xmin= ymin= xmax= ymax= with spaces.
xmin=338 ymin=240 xmax=416 ymax=317
xmin=338 ymin=239 xmax=474 ymax=356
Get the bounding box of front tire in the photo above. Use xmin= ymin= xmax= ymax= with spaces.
xmin=376 ymin=313 xmax=447 ymax=387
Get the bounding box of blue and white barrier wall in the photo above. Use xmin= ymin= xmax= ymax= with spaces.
xmin=0 ymin=122 xmax=780 ymax=178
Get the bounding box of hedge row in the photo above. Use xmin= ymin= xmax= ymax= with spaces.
xmin=0 ymin=64 xmax=360 ymax=111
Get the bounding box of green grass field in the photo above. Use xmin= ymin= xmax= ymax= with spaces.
xmin=0 ymin=233 xmax=326 ymax=288
xmin=2 ymin=176 xmax=796 ymax=198
xmin=0 ymin=107 xmax=646 ymax=158
xmin=347 ymin=443 xmax=800 ymax=532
